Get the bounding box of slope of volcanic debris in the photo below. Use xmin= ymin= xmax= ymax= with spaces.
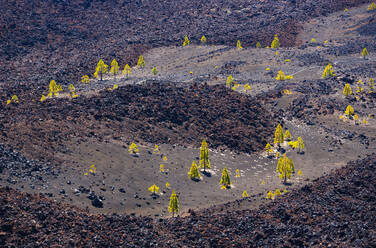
xmin=1 ymin=154 xmax=375 ymax=247
xmin=0 ymin=83 xmax=275 ymax=161
xmin=0 ymin=0 xmax=369 ymax=96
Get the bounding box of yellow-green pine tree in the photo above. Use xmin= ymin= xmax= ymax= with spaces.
xmin=271 ymin=34 xmax=280 ymax=49
xmin=265 ymin=143 xmax=273 ymax=155
xmin=322 ymin=63 xmax=335 ymax=79
xmin=110 ymin=59 xmax=119 ymax=79
xmin=219 ymin=167 xmax=231 ymax=189
xmin=297 ymin=137 xmax=304 ymax=153
xmin=123 ymin=64 xmax=132 ymax=77
xmin=284 ymin=130 xmax=292 ymax=141
xmin=361 ymin=48 xmax=369 ymax=59
xmin=188 ymin=160 xmax=200 ymax=180
xmin=81 ymin=75 xmax=90 ymax=84
xmin=201 ymin=35 xmax=207 ymax=44
xmin=343 ymin=83 xmax=352 ymax=96
xmin=183 ymin=35 xmax=190 ymax=46
xmin=256 ymin=42 xmax=261 ymax=48
xmin=242 ymin=190 xmax=249 ymax=198
xmin=226 ymin=75 xmax=234 ymax=88
xmin=137 ymin=55 xmax=145 ymax=68
xmin=345 ymin=105 xmax=354 ymax=118
xmin=276 ymin=154 xmax=294 ymax=184
xmin=148 ymin=184 xmax=159 ymax=195
xmin=168 ymin=190 xmax=179 ymax=217
xmin=369 ymin=78 xmax=375 ymax=92
xmin=94 ymin=59 xmax=108 ymax=81
xmin=236 ymin=40 xmax=243 ymax=50
xmin=151 ymin=66 xmax=158 ymax=75
xmin=274 ymin=124 xmax=284 ymax=146
xmin=199 ymin=139 xmax=211 ymax=172
xmin=48 ymin=80 xmax=59 ymax=97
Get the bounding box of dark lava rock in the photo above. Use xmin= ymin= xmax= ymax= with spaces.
xmin=91 ymin=197 xmax=103 ymax=208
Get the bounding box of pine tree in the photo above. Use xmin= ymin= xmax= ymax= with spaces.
xmin=274 ymin=124 xmax=284 ymax=146
xmin=137 ymin=55 xmax=145 ymax=68
xmin=297 ymin=136 xmax=304 ymax=153
xmin=151 ymin=66 xmax=158 ymax=75
xmin=183 ymin=35 xmax=190 ymax=46
xmin=311 ymin=38 xmax=316 ymax=43
xmin=284 ymin=130 xmax=292 ymax=141
xmin=345 ymin=105 xmax=354 ymax=118
xmin=68 ymin=84 xmax=78 ymax=98
xmin=367 ymin=2 xmax=376 ymax=11
xmin=361 ymin=48 xmax=369 ymax=59
xmin=266 ymin=191 xmax=274 ymax=199
xmin=188 ymin=160 xmax=201 ymax=180
xmin=256 ymin=42 xmax=261 ymax=48
xmin=236 ymin=40 xmax=243 ymax=50
xmin=123 ymin=64 xmax=132 ymax=77
xmin=201 ymin=35 xmax=207 ymax=44
xmin=153 ymin=145 xmax=160 ymax=154
xmin=343 ymin=83 xmax=352 ymax=96
xmin=369 ymin=78 xmax=375 ymax=93
xmin=148 ymin=184 xmax=159 ymax=195
xmin=40 ymin=95 xmax=46 ymax=102
xmin=219 ymin=167 xmax=231 ymax=189
xmin=165 ymin=182 xmax=171 ymax=189
xmin=322 ymin=63 xmax=335 ymax=79
xmin=110 ymin=59 xmax=119 ymax=79
xmin=265 ymin=143 xmax=273 ymax=156
xmin=129 ymin=142 xmax=139 ymax=154
xmin=226 ymin=75 xmax=234 ymax=88
xmin=235 ymin=169 xmax=240 ymax=177
xmin=271 ymin=34 xmax=280 ymax=49
xmin=48 ymin=80 xmax=59 ymax=97
xmin=199 ymin=139 xmax=211 ymax=172
xmin=242 ymin=190 xmax=249 ymax=198
xmin=275 ymin=188 xmax=281 ymax=196
xmin=276 ymin=154 xmax=294 ymax=184
xmin=168 ymin=190 xmax=179 ymax=217
xmin=81 ymin=75 xmax=90 ymax=84
xmin=94 ymin=59 xmax=108 ymax=81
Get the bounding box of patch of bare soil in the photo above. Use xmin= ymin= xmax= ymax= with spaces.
xmin=0 ymin=154 xmax=375 ymax=247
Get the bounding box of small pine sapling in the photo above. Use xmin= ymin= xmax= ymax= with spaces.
xmin=123 ymin=64 xmax=132 ymax=77
xmin=163 ymin=155 xmax=168 ymax=162
xmin=168 ymin=190 xmax=179 ymax=217
xmin=256 ymin=42 xmax=261 ymax=48
xmin=274 ymin=124 xmax=284 ymax=147
xmin=275 ymin=188 xmax=281 ymax=196
xmin=242 ymin=190 xmax=249 ymax=198
xmin=369 ymin=78 xmax=375 ymax=93
xmin=128 ymin=142 xmax=139 ymax=154
xmin=322 ymin=63 xmax=335 ymax=79
xmin=296 ymin=137 xmax=304 ymax=154
xmin=48 ymin=80 xmax=59 ymax=97
xmin=199 ymin=139 xmax=211 ymax=172
xmin=68 ymin=84 xmax=78 ymax=98
xmin=200 ymin=35 xmax=207 ymax=45
xmin=81 ymin=75 xmax=90 ymax=84
xmin=110 ymin=59 xmax=119 ymax=79
xmin=40 ymin=95 xmax=46 ymax=102
xmin=311 ymin=38 xmax=316 ymax=43
xmin=160 ymin=164 xmax=165 ymax=173
xmin=183 ymin=35 xmax=190 ymax=46
xmin=361 ymin=48 xmax=369 ymax=59
xmin=353 ymin=114 xmax=359 ymax=124
xmin=265 ymin=143 xmax=273 ymax=156
xmin=261 ymin=180 xmax=265 ymax=185
xmin=165 ymin=182 xmax=170 ymax=189
xmin=226 ymin=75 xmax=234 ymax=88
xmin=343 ymin=83 xmax=352 ymax=97
xmin=236 ymin=40 xmax=243 ymax=50
xmin=94 ymin=59 xmax=108 ymax=81
xmin=151 ymin=66 xmax=158 ymax=76
xmin=148 ymin=184 xmax=159 ymax=195
xmin=243 ymin=84 xmax=252 ymax=93
xmin=266 ymin=191 xmax=274 ymax=200
xmin=153 ymin=145 xmax=160 ymax=154
xmin=284 ymin=130 xmax=292 ymax=141
xmin=188 ymin=160 xmax=201 ymax=180
xmin=344 ymin=105 xmax=354 ymax=118
xmin=137 ymin=55 xmax=145 ymax=68
xmin=271 ymin=34 xmax=280 ymax=49
xmin=235 ymin=169 xmax=240 ymax=178
xmin=297 ymin=170 xmax=303 ymax=176
xmin=219 ymin=167 xmax=231 ymax=189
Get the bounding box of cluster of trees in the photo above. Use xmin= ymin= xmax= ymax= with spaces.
xmin=6 ymin=95 xmax=19 ymax=105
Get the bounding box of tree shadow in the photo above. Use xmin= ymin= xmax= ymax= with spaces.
xmin=151 ymin=194 xmax=160 ymax=200
xmin=191 ymin=178 xmax=201 ymax=182
xmin=283 ymin=182 xmax=293 ymax=186
xmin=202 ymin=171 xmax=212 ymax=177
